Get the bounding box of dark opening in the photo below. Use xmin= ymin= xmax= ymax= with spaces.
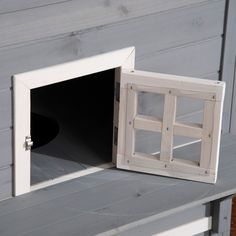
xmin=30 ymin=69 xmax=115 ymax=185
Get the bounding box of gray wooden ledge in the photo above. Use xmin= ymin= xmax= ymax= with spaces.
xmin=0 ymin=134 xmax=235 ymax=235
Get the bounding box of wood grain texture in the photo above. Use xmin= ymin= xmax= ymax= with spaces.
xmin=0 ymin=129 xmax=12 ymax=167
xmin=0 ymin=89 xmax=12 ymax=130
xmin=136 ymin=37 xmax=222 ymax=77
xmin=0 ymin=39 xmax=222 ymax=130
xmin=0 ymin=134 xmax=234 ymax=235
xmin=0 ymin=1 xmax=224 ymax=90
xmin=106 ymin=204 xmax=210 ymax=236
xmin=220 ymin=0 xmax=236 ymax=133
xmin=136 ymin=73 xmax=218 ymax=126
xmin=160 ymin=94 xmax=176 ymax=161
xmin=0 ymin=36 xmax=81 ymax=90
xmin=77 ymin=0 xmax=225 ymax=59
xmin=230 ymin=61 xmax=236 ymax=133
xmin=0 ymin=0 xmax=226 ymax=200
xmin=211 ymin=197 xmax=232 ymax=235
xmin=0 ymin=0 xmax=70 ymax=14
xmin=0 ymin=0 xmax=219 ymax=48
xmin=0 ymin=167 xmax=12 ymax=201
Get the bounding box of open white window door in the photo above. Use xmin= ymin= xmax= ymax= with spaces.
xmin=116 ymin=69 xmax=225 ymax=184
xmin=13 ymin=47 xmax=225 ymax=197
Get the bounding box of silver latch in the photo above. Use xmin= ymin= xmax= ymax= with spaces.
xmin=25 ymin=136 xmax=33 ymax=151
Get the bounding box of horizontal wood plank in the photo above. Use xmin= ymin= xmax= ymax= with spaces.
xmin=0 ymin=167 xmax=12 ymax=201
xmin=98 ymin=204 xmax=209 ymax=236
xmin=0 ymin=89 xmax=12 ymax=129
xmin=0 ymin=129 xmax=12 ymax=167
xmin=0 ymin=135 xmax=234 ymax=235
xmin=0 ymin=37 xmax=221 ymax=91
xmin=0 ymin=39 xmax=221 ymax=130
xmin=0 ymin=36 xmax=82 ymax=90
xmin=0 ymin=0 xmax=226 ymax=200
xmin=0 ymin=1 xmax=224 ymax=90
xmin=0 ymin=0 xmax=70 ymax=14
xmin=136 ymin=37 xmax=222 ymax=77
xmin=174 ymin=122 xmax=203 ymax=138
xmin=0 ymin=0 xmax=220 ymax=48
xmin=78 ymin=0 xmax=224 ymax=59
xmin=134 ymin=115 xmax=162 ymax=132
xmin=121 ymin=69 xmax=223 ymax=100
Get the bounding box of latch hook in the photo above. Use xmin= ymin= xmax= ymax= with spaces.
xmin=25 ymin=136 xmax=33 ymax=151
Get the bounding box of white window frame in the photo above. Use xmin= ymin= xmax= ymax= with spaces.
xmin=13 ymin=46 xmax=225 ymax=196
xmin=13 ymin=47 xmax=135 ymax=196
xmin=117 ymin=70 xmax=225 ymax=184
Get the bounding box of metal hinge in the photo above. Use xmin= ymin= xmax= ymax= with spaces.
xmin=25 ymin=136 xmax=33 ymax=151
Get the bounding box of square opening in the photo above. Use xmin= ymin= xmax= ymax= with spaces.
xmin=30 ymin=69 xmax=115 ymax=186
xmin=137 ymin=91 xmax=165 ymax=119
xmin=135 ymin=130 xmax=162 ymax=155
xmin=13 ymin=47 xmax=135 ymax=196
xmin=176 ymin=96 xmax=204 ymax=124
xmin=173 ymin=136 xmax=201 ymax=164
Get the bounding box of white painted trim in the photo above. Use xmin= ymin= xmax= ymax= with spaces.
xmin=97 ymin=216 xmax=212 ymax=236
xmin=153 ymin=217 xmax=212 ymax=236
xmin=13 ymin=80 xmax=31 ymax=196
xmin=31 ymin=162 xmax=114 ymax=192
xmin=13 ymin=47 xmax=135 ymax=196
xmin=15 ymin=47 xmax=135 ymax=89
xmin=117 ymin=70 xmax=225 ymax=183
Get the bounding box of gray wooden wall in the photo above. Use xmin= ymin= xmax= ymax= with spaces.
xmin=0 ymin=0 xmax=228 ymax=200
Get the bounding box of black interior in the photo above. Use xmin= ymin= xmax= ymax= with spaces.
xmin=30 ymin=69 xmax=115 ymax=185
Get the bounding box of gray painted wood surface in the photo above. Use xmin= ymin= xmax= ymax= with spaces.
xmin=0 ymin=38 xmax=222 ymax=129
xmin=106 ymin=204 xmax=210 ymax=236
xmin=0 ymin=134 xmax=234 ymax=236
xmin=0 ymin=167 xmax=12 ymax=202
xmin=136 ymin=37 xmax=222 ymax=76
xmin=211 ymin=197 xmax=232 ymax=235
xmin=0 ymin=89 xmax=12 ymax=130
xmin=0 ymin=129 xmax=12 ymax=167
xmin=77 ymin=0 xmax=224 ymax=59
xmin=0 ymin=0 xmax=227 ymax=201
xmin=0 ymin=0 xmax=224 ymax=90
xmin=0 ymin=0 xmax=219 ymax=48
xmin=220 ymin=0 xmax=236 ymax=133
xmin=0 ymin=0 xmax=70 ymax=14
xmin=231 ymin=64 xmax=236 ymax=133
